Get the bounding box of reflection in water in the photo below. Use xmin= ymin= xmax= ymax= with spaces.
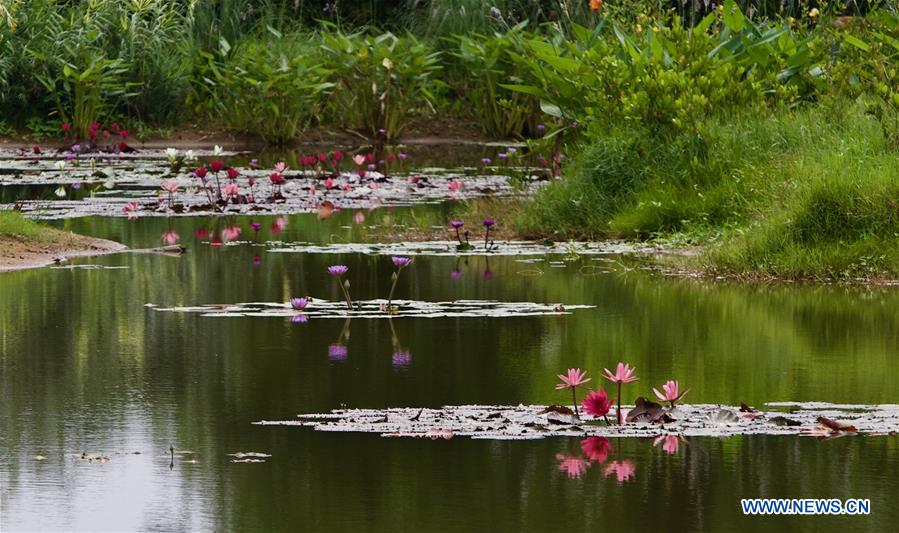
xmin=603 ymin=460 xmax=637 ymax=485
xmin=581 ymin=436 xmax=613 ymax=463
xmin=328 ymin=319 xmax=352 ymax=361
xmin=389 ymin=319 xmax=412 ymax=368
xmin=3 ymin=210 xmax=899 ymax=531
xmin=653 ymin=434 xmax=688 ymax=455
xmin=556 ymin=452 xmax=590 ymax=479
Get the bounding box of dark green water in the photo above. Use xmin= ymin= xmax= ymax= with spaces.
xmin=2 ymin=209 xmax=898 ymax=532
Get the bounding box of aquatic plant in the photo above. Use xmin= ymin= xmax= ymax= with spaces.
xmin=582 ymin=387 xmax=613 ymax=423
xmin=386 ymin=256 xmax=413 ymax=312
xmin=161 ymin=180 xmax=179 ymax=208
xmin=555 ymin=368 xmax=590 ymax=418
xmin=482 ymin=218 xmax=495 ymax=250
xmin=653 ymin=380 xmax=690 ymax=408
xmin=603 ymin=362 xmax=639 ymax=425
xmin=328 ymin=265 xmax=353 ymax=311
xmin=290 ymin=297 xmax=308 ymax=311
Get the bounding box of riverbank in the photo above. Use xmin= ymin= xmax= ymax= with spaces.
xmin=0 ymin=212 xmax=125 ymax=272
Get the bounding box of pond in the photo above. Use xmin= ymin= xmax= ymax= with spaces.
xmin=2 ymin=205 xmax=899 ymax=530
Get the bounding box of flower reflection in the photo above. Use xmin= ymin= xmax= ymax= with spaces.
xmin=161 ymin=230 xmax=180 ymax=245
xmin=451 ymin=269 xmax=463 ymax=280
xmin=555 ymin=453 xmax=590 ymax=479
xmin=392 ymin=351 xmax=412 ymax=367
xmin=580 ymin=437 xmax=612 ymax=464
xmin=328 ymin=343 xmax=348 ymax=360
xmin=222 ymin=225 xmax=241 ymax=242
xmin=194 ymin=227 xmax=209 ymax=240
xmin=653 ymin=434 xmax=687 ymax=455
xmin=291 ymin=313 xmax=308 ymax=324
xmin=603 ymin=460 xmax=637 ymax=484
xmin=252 ymin=255 xmax=261 ymax=267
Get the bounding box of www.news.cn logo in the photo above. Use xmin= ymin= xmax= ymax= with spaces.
xmin=741 ymin=498 xmax=871 ymax=515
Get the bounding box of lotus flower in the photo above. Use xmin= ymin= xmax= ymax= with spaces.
xmin=556 ymin=368 xmax=590 ymax=390
xmin=222 ymin=183 xmax=240 ymax=198
xmin=603 ymin=362 xmax=639 ymax=424
xmin=392 ymin=256 xmax=413 ymax=268
xmin=556 ymin=368 xmax=590 ymax=418
xmin=555 ymin=453 xmax=589 ymax=479
xmin=582 ymin=388 xmax=613 ymax=419
xmin=580 ymin=437 xmax=612 ymax=463
xmin=328 ymin=265 xmax=348 ymax=277
xmin=603 ymin=460 xmax=636 ymax=484
xmin=603 ymin=363 xmax=638 ymax=384
xmin=386 ymin=257 xmax=413 ymax=311
xmin=653 ymin=380 xmax=689 ymax=407
xmin=290 ymin=297 xmax=308 ymax=310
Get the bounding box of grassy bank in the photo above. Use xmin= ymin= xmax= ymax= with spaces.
xmin=0 ymin=211 xmax=57 ymax=241
xmin=516 ymin=108 xmax=899 ymax=280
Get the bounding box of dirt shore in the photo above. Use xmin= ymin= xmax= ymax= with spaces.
xmin=0 ymin=231 xmax=126 ymax=272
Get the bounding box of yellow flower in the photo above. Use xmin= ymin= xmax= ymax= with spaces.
xmin=809 ymin=8 xmax=819 ymax=17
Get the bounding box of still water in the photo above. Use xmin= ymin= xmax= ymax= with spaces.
xmin=2 ymin=208 xmax=898 ymax=531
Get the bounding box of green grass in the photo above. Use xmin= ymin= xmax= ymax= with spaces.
xmin=516 ymin=108 xmax=899 ymax=279
xmin=0 ymin=211 xmax=57 ymax=241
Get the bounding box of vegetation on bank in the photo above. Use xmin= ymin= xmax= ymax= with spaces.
xmin=0 ymin=211 xmax=56 ymax=241
xmin=0 ymin=0 xmax=897 ymax=279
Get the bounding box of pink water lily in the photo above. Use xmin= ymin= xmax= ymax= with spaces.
xmin=556 ymin=368 xmax=590 ymax=389
xmin=448 ymin=179 xmax=462 ymax=192
xmin=556 ymin=368 xmax=590 ymax=418
xmin=603 ymin=362 xmax=638 ymax=425
xmin=161 ymin=180 xmax=179 ymax=193
xmin=653 ymin=379 xmax=690 ymax=407
xmin=274 ymin=161 xmax=287 ymax=173
xmin=352 ymin=154 xmax=366 ymax=166
xmin=222 ymin=183 xmax=240 ymax=198
xmin=582 ymin=387 xmax=613 ymax=421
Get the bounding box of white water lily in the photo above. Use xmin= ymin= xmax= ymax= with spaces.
xmin=54 ymin=185 xmax=66 ymax=197
xmin=213 ymin=145 xmax=224 ymax=156
xmin=54 ymin=160 xmax=66 ymax=171
xmin=103 ymin=179 xmax=116 ymax=190
xmin=165 ymin=148 xmax=179 ymax=162
xmin=184 ymin=150 xmax=197 ymax=162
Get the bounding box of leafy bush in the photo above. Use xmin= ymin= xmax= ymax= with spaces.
xmin=320 ymin=28 xmax=443 ymax=141
xmin=197 ymin=29 xmax=334 ymax=143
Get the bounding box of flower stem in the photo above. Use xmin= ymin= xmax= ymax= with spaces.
xmin=484 ymin=227 xmax=491 ymax=250
xmin=616 ymin=382 xmax=622 ymax=425
xmin=572 ymin=388 xmax=579 ymax=419
xmin=339 ymin=281 xmax=353 ymax=311
xmin=387 ymin=269 xmax=401 ymax=311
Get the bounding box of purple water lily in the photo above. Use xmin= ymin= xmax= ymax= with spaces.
xmin=290 ymin=297 xmax=308 ymax=310
xmin=387 ymin=257 xmax=413 ymax=311
xmin=328 ymin=265 xmax=352 ymax=310
xmin=328 ymin=343 xmax=348 ymax=361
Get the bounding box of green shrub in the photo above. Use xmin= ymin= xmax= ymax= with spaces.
xmin=320 ymin=28 xmax=443 ymax=141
